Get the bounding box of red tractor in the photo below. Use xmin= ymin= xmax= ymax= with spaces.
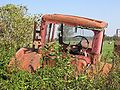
xmin=8 ymin=14 xmax=112 ymax=75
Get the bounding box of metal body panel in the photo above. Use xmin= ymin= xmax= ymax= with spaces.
xmin=43 ymin=14 xmax=108 ymax=30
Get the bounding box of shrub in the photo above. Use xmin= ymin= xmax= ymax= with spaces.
xmin=0 ymin=4 xmax=33 ymax=49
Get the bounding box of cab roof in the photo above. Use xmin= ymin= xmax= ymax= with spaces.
xmin=43 ymin=14 xmax=108 ymax=31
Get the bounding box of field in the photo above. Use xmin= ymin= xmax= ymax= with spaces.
xmin=102 ymin=41 xmax=114 ymax=61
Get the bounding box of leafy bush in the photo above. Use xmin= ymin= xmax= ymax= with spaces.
xmin=0 ymin=42 xmax=120 ymax=90
xmin=0 ymin=4 xmax=33 ymax=49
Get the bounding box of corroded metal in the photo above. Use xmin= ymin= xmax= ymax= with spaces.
xmin=43 ymin=14 xmax=108 ymax=30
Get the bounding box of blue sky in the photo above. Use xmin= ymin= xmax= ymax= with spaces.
xmin=0 ymin=0 xmax=120 ymax=36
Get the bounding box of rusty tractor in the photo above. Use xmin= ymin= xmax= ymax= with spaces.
xmin=8 ymin=14 xmax=112 ymax=76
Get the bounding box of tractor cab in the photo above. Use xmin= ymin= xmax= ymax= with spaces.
xmin=8 ymin=14 xmax=109 ymax=74
xmin=58 ymin=24 xmax=93 ymax=56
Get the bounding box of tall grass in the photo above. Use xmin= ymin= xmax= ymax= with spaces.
xmin=0 ymin=42 xmax=120 ymax=90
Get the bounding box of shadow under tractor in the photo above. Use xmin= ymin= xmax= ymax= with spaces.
xmin=8 ymin=14 xmax=112 ymax=76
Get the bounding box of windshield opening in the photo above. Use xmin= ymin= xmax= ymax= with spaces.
xmin=62 ymin=24 xmax=94 ymax=48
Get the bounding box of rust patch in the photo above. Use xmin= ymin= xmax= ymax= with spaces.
xmin=8 ymin=48 xmax=42 ymax=73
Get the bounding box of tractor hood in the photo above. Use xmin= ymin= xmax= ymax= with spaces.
xmin=42 ymin=14 xmax=108 ymax=31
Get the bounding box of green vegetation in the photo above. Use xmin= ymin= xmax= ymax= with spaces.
xmin=0 ymin=42 xmax=120 ymax=90
xmin=0 ymin=4 xmax=120 ymax=90
xmin=0 ymin=4 xmax=33 ymax=49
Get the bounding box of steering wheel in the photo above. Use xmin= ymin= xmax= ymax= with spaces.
xmin=73 ymin=35 xmax=89 ymax=50
xmin=69 ymin=35 xmax=89 ymax=55
xmin=68 ymin=35 xmax=89 ymax=55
